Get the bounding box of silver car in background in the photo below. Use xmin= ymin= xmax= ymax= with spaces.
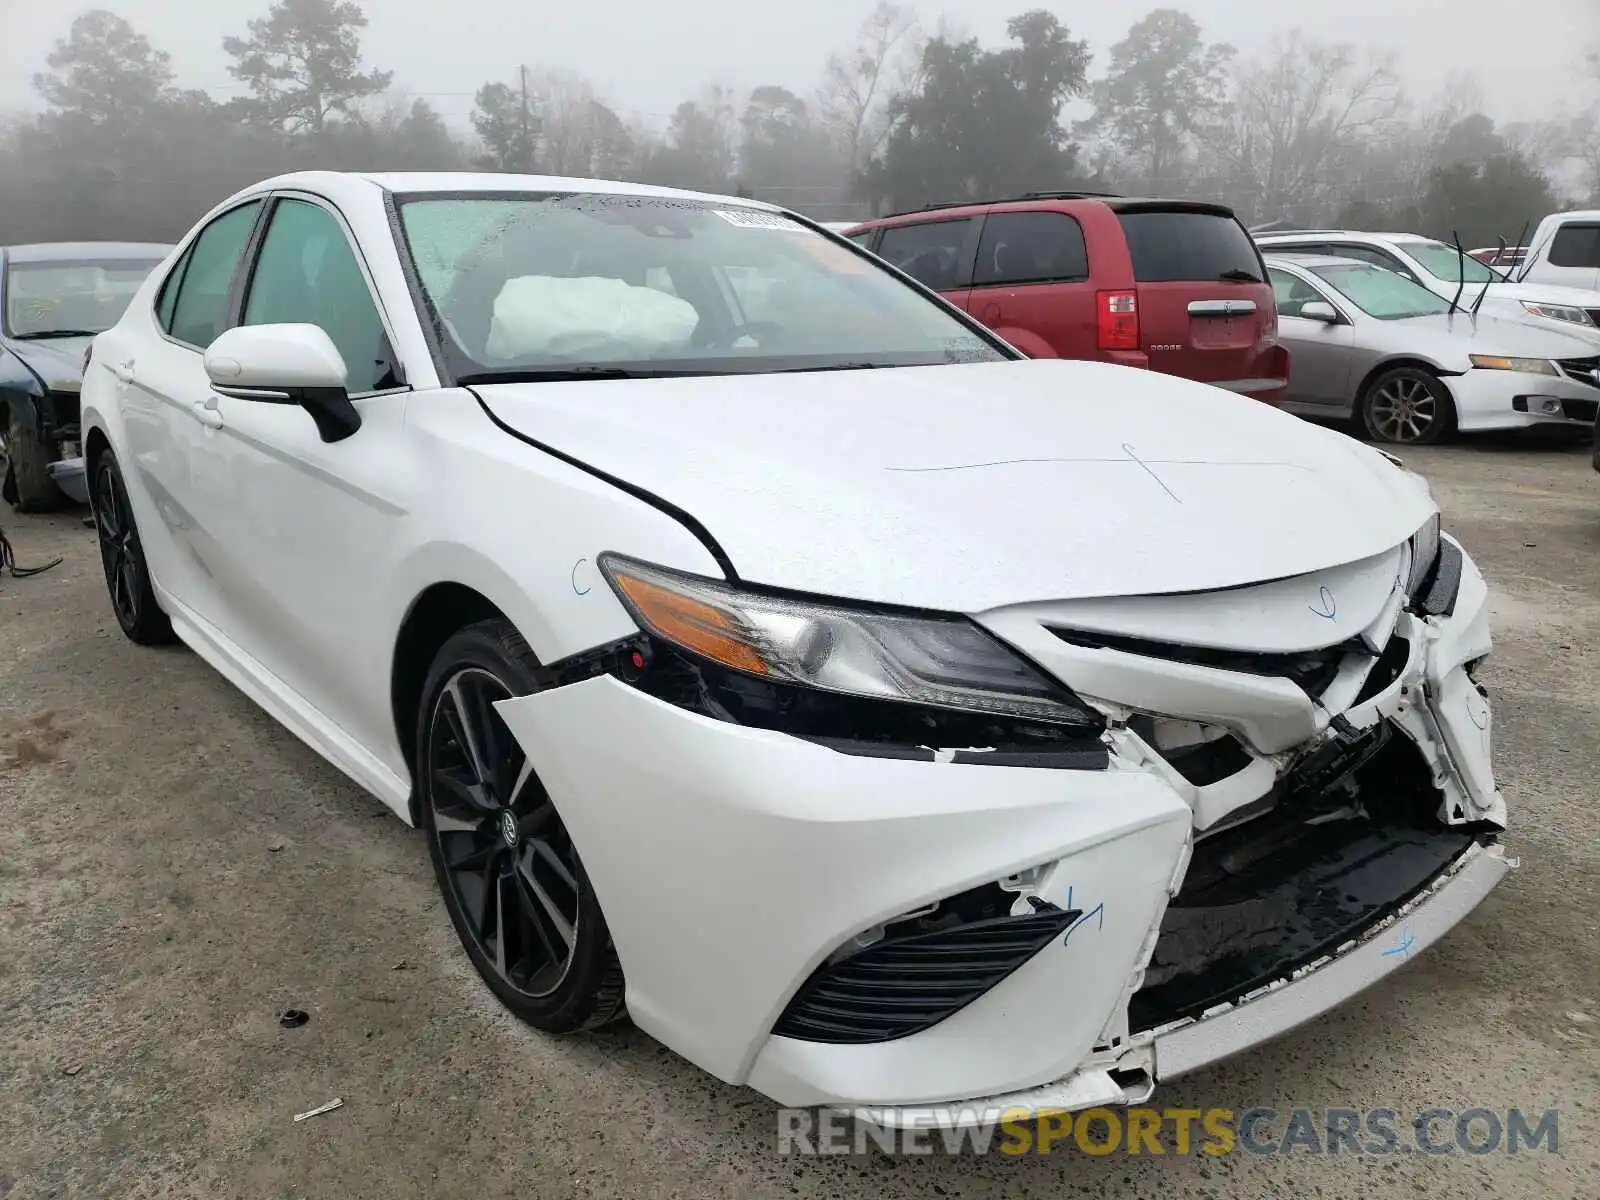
xmin=1265 ymin=253 xmax=1600 ymax=445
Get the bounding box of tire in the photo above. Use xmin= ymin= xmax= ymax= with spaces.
xmin=416 ymin=618 xmax=626 ymax=1032
xmin=91 ymin=448 xmax=176 ymax=645
xmin=6 ymin=407 xmax=66 ymax=512
xmin=1358 ymin=367 xmax=1456 ymax=446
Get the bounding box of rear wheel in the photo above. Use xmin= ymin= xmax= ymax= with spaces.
xmin=92 ymin=449 xmax=175 ymax=645
xmin=417 ymin=619 xmax=626 ymax=1032
xmin=5 ymin=408 xmax=66 ymax=512
xmin=1359 ymin=367 xmax=1456 ymax=445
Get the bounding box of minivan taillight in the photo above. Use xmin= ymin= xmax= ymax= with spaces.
xmin=1097 ymin=290 xmax=1139 ymax=351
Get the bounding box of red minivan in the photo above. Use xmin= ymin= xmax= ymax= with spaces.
xmin=842 ymin=193 xmax=1289 ymax=402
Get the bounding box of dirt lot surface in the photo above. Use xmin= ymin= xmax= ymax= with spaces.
xmin=1 ymin=439 xmax=1597 ymax=1198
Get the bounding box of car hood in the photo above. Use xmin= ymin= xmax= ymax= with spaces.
xmin=474 ymin=359 xmax=1435 ymax=612
xmin=1462 ymin=278 xmax=1600 ymax=307
xmin=0 ymin=335 xmax=92 ymax=391
xmin=1390 ymin=313 xmax=1600 ymax=358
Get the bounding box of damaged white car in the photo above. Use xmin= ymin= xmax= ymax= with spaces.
xmin=79 ymin=172 xmax=1512 ymax=1124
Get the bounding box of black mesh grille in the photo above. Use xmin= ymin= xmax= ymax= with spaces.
xmin=772 ymin=908 xmax=1079 ymax=1044
xmin=1557 ymin=356 xmax=1600 ymax=390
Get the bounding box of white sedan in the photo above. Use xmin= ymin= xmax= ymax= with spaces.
xmin=80 ymin=171 xmax=1512 ymax=1124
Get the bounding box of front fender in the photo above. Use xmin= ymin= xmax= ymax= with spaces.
xmin=0 ymin=347 xmax=45 ymax=432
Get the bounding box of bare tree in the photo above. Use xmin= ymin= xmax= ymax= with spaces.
xmin=1205 ymin=32 xmax=1402 ymax=224
xmin=816 ymin=2 xmax=925 ymax=173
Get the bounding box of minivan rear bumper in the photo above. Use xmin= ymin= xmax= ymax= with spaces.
xmin=1210 ymin=377 xmax=1288 ymax=403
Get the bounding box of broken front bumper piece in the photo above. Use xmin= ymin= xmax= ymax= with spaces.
xmin=494 ymin=534 xmax=1510 ymax=1118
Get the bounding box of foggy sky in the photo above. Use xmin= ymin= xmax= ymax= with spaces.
xmin=2 ymin=0 xmax=1595 ymax=131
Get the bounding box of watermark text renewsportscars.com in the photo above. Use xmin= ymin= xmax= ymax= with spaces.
xmin=777 ymin=1106 xmax=1561 ymax=1157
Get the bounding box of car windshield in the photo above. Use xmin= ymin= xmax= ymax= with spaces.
xmin=394 ymin=193 xmax=1006 ymax=380
xmin=1402 ymin=241 xmax=1499 ymax=284
xmin=3 ymin=257 xmax=164 ymax=338
xmin=1308 ymin=262 xmax=1456 ymax=320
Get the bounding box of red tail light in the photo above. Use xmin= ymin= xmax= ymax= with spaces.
xmin=1096 ymin=290 xmax=1139 ymax=351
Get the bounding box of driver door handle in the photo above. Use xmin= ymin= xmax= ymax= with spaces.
xmin=191 ymin=396 xmax=224 ymax=429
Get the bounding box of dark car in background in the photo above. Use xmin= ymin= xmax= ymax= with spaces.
xmin=1 ymin=241 xmax=172 ymax=511
xmin=842 ymin=193 xmax=1289 ymax=402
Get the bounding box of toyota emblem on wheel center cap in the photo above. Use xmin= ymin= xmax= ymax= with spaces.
xmin=498 ymin=809 xmax=519 ymax=849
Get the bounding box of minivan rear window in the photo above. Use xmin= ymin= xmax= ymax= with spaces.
xmin=1116 ymin=210 xmax=1263 ymax=283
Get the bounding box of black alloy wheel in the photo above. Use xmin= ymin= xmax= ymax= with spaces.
xmin=92 ymin=450 xmax=175 ymax=644
xmin=418 ymin=619 xmax=625 ymax=1031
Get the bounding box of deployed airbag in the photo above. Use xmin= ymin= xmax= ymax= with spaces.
xmin=486 ymin=275 xmax=700 ymax=360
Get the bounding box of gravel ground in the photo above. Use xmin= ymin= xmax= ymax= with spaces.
xmin=0 ymin=438 xmax=1596 ymax=1199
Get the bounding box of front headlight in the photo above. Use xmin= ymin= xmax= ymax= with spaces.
xmin=1406 ymin=512 xmax=1442 ymax=598
xmin=1469 ymin=354 xmax=1558 ymax=376
xmin=1520 ymin=301 xmax=1593 ymax=326
xmin=599 ymin=554 xmax=1097 ymax=725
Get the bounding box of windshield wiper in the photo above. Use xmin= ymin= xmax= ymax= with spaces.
xmin=10 ymin=329 xmax=101 ymax=340
xmin=455 ymin=367 xmax=701 ymax=384
xmin=1218 ymin=269 xmax=1261 ymax=282
xmin=775 ymin=362 xmax=899 ymax=374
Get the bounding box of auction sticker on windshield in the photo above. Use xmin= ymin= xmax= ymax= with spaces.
xmin=712 ymin=208 xmax=803 ymax=230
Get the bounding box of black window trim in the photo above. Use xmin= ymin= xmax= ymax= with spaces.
xmin=1354 ymin=242 xmax=1429 ymax=283
xmin=234 ymin=189 xmax=409 ymax=399
xmin=873 ymin=213 xmax=984 ymax=293
xmin=970 ymin=209 xmax=1091 ymax=289
xmin=153 ymin=196 xmax=268 ymax=353
xmin=381 ymin=188 xmax=1020 ymax=388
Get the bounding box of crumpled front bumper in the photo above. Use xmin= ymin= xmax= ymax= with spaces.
xmin=493 ymin=536 xmax=1509 ymax=1116
xmin=1447 ymin=366 xmax=1599 ymax=432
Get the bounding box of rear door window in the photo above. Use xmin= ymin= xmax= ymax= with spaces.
xmin=1548 ymin=224 xmax=1600 ymax=268
xmin=973 ymin=212 xmax=1088 ymax=286
xmin=1328 ymin=244 xmax=1422 ymax=283
xmin=876 ymin=219 xmax=974 ymax=291
xmin=1116 ymin=210 xmax=1262 ymax=282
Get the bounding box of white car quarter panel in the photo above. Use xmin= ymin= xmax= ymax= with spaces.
xmin=495 ymin=674 xmax=1192 ymax=1093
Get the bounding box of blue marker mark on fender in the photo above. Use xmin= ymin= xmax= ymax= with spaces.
xmin=570 ymin=558 xmax=592 ymax=596
xmin=1382 ymin=927 xmax=1416 ymax=958
xmin=1310 ymin=585 xmax=1337 ymax=620
xmin=1061 ymin=886 xmax=1106 ymax=947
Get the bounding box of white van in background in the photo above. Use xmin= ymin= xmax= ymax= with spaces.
xmin=1515 ymin=211 xmax=1600 ymax=292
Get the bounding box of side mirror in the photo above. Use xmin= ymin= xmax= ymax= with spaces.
xmin=1300 ymin=301 xmax=1340 ymax=324
xmin=204 ymin=323 xmax=362 ymax=444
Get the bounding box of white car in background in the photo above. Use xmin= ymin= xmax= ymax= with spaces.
xmin=79 ymin=171 xmax=1511 ymax=1124
xmin=1266 ymin=253 xmax=1600 ymax=443
xmin=1255 ymin=229 xmax=1600 ymax=342
xmin=1513 ymin=210 xmax=1600 ymax=292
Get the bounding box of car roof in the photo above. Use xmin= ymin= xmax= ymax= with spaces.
xmin=858 ymin=193 xmax=1238 ymax=225
xmin=248 ymin=169 xmax=783 ymax=211
xmin=1262 ymin=252 xmax=1373 ymax=269
xmin=2 ymin=241 xmax=174 ymax=262
xmin=1257 ymin=230 xmax=1432 ymax=244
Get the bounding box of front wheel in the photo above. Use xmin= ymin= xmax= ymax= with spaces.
xmin=6 ymin=408 xmax=67 ymax=512
xmin=1359 ymin=367 xmax=1456 ymax=445
xmin=417 ymin=619 xmax=626 ymax=1032
xmin=92 ymin=449 xmax=175 ymax=645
